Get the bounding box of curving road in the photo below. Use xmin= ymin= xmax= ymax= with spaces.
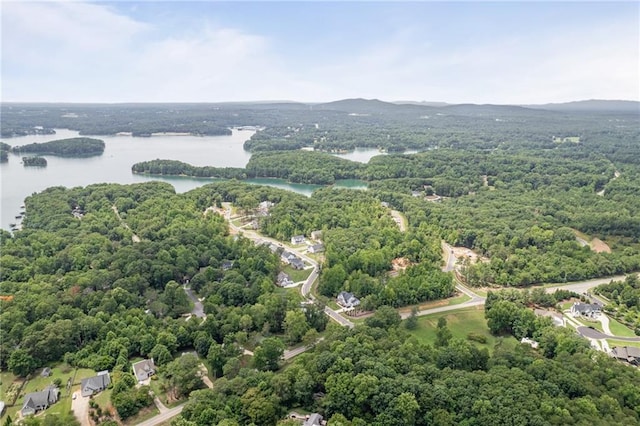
xmin=222 ymin=206 xmax=354 ymax=328
xmin=577 ymin=326 xmax=640 ymax=342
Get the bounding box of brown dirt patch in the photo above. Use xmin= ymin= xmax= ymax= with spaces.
xmin=590 ymin=238 xmax=611 ymax=253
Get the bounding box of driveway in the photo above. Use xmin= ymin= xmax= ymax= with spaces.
xmin=577 ymin=326 xmax=640 ymax=341
xmin=71 ymin=391 xmax=90 ymax=426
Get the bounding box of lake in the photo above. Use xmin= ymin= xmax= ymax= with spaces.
xmin=0 ymin=129 xmax=369 ymax=230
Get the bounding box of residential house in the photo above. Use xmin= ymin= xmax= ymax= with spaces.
xmin=570 ymin=302 xmax=601 ymax=318
xmin=337 ymin=291 xmax=360 ymax=309
xmin=534 ymin=309 xmax=565 ymax=327
xmin=222 ymin=260 xmax=234 ymax=271
xmin=81 ymin=371 xmax=111 ymax=397
xmin=132 ymin=359 xmax=156 ymax=382
xmin=610 ymin=346 xmax=640 ymax=366
xmin=277 ymin=272 xmax=294 ymax=287
xmin=281 ymin=251 xmax=296 ymax=264
xmin=21 ymin=386 xmax=59 ymax=417
xmin=310 ymin=230 xmax=323 ymax=241
xmin=290 ymin=257 xmax=305 ymax=270
xmin=291 ymin=235 xmax=306 ymax=245
xmin=308 ymin=243 xmax=325 ymax=254
xmin=304 ymin=413 xmax=325 ymax=426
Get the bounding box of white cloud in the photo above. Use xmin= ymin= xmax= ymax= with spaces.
xmin=1 ymin=1 xmax=638 ymax=103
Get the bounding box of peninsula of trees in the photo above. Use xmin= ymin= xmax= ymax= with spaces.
xmin=11 ymin=137 xmax=105 ymax=157
xmin=0 ymin=142 xmax=9 ymax=162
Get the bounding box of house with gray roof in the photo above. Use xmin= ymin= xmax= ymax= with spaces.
xmin=132 ymin=359 xmax=156 ymax=382
xmin=308 ymin=243 xmax=325 ymax=254
xmin=21 ymin=386 xmax=59 ymax=416
xmin=290 ymin=257 xmax=305 ymax=270
xmin=570 ymin=302 xmax=601 ymax=318
xmin=610 ymin=346 xmax=640 ymax=365
xmin=277 ymin=272 xmax=294 ymax=287
xmin=81 ymin=371 xmax=111 ymax=397
xmin=337 ymin=291 xmax=360 ymax=309
xmin=304 ymin=413 xmax=325 ymax=426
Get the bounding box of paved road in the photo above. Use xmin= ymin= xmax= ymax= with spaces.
xmin=183 ymin=285 xmax=205 ymax=318
xmin=577 ymin=326 xmax=640 ymax=342
xmin=543 ymin=275 xmax=626 ymax=295
xmin=441 ymin=241 xmax=457 ymax=272
xmin=135 ymin=404 xmax=185 ymax=426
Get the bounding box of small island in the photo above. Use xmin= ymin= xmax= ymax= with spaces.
xmin=132 ymin=159 xmax=247 ymax=180
xmin=22 ymin=156 xmax=47 ymax=167
xmin=0 ymin=142 xmax=9 ymax=162
xmin=11 ymin=137 xmax=105 ymax=157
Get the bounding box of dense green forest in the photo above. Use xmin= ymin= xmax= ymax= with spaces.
xmin=22 ymin=156 xmax=47 ymax=167
xmin=11 ymin=137 xmax=105 ymax=157
xmin=1 ymin=180 xmax=640 ymax=425
xmin=132 ymin=159 xmax=247 ymax=179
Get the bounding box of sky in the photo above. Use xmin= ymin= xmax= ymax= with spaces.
xmin=2 ymin=1 xmax=638 ymax=104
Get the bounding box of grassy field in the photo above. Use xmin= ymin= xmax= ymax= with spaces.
xmin=283 ymin=265 xmax=312 ymax=282
xmin=608 ymin=317 xmax=637 ymax=338
xmin=124 ymin=404 xmax=160 ymax=425
xmin=408 ymin=306 xmax=516 ymax=352
xmin=607 ymin=339 xmax=640 ymax=349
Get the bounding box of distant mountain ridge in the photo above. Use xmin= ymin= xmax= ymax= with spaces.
xmin=523 ymin=99 xmax=639 ymax=113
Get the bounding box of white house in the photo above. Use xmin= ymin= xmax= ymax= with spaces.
xmin=337 ymin=291 xmax=360 ymax=309
xmin=570 ymin=302 xmax=601 ymax=318
xmin=291 ymin=235 xmax=306 ymax=245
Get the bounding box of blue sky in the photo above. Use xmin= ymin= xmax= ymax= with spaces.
xmin=2 ymin=1 xmax=638 ymax=103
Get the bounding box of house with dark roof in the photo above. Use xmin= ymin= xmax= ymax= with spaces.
xmin=337 ymin=291 xmax=360 ymax=309
xmin=21 ymin=386 xmax=59 ymax=416
xmin=290 ymin=257 xmax=305 ymax=270
xmin=308 ymin=243 xmax=325 ymax=254
xmin=81 ymin=371 xmax=111 ymax=397
xmin=132 ymin=359 xmax=156 ymax=382
xmin=570 ymin=302 xmax=601 ymax=318
xmin=610 ymin=346 xmax=640 ymax=365
xmin=277 ymin=272 xmax=294 ymax=287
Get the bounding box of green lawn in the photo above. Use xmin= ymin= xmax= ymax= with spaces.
xmin=408 ymin=306 xmax=516 ymax=352
xmin=283 ymin=265 xmax=312 ymax=283
xmin=607 ymin=339 xmax=640 ymax=349
xmin=93 ymin=387 xmax=113 ymax=409
xmin=608 ymin=317 xmax=637 ymax=338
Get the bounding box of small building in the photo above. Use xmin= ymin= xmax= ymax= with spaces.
xmin=222 ymin=260 xmax=234 ymax=271
xmin=570 ymin=302 xmax=601 ymax=319
xmin=610 ymin=346 xmax=640 ymax=366
xmin=520 ymin=337 xmax=539 ymax=349
xmin=281 ymin=251 xmax=296 ymax=264
xmin=132 ymin=359 xmax=156 ymax=382
xmin=277 ymin=272 xmax=294 ymax=287
xmin=304 ymin=413 xmax=325 ymax=426
xmin=41 ymin=367 xmax=52 ymax=377
xmin=290 ymin=258 xmax=305 ymax=270
xmin=21 ymin=386 xmax=59 ymax=416
xmin=308 ymin=243 xmax=325 ymax=254
xmin=310 ymin=230 xmax=323 ymax=241
xmin=291 ymin=235 xmax=306 ymax=245
xmin=337 ymin=291 xmax=360 ymax=309
xmin=81 ymin=371 xmax=111 ymax=397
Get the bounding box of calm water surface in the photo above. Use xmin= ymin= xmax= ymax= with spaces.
xmin=0 ymin=129 xmax=368 ymax=230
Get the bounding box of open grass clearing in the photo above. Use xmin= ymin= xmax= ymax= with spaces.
xmin=397 ymin=293 xmax=471 ymax=316
xmin=408 ymin=306 xmax=516 ymax=352
xmin=607 ymin=317 xmax=637 ymax=338
xmin=282 ymin=265 xmax=312 ymax=283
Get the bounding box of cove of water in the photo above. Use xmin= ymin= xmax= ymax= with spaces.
xmin=0 ymin=129 xmax=368 ymax=230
